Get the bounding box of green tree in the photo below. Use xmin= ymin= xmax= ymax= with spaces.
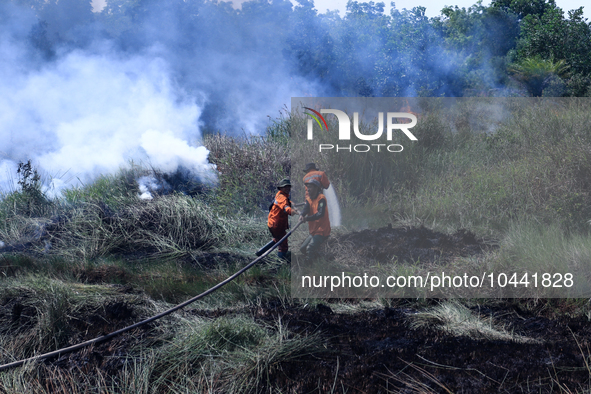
xmin=514 ymin=6 xmax=591 ymax=95
xmin=284 ymin=0 xmax=337 ymax=82
xmin=490 ymin=0 xmax=557 ymax=20
xmin=332 ymin=0 xmax=392 ymax=96
xmin=382 ymin=6 xmax=449 ymax=96
xmin=433 ymin=3 xmax=519 ymax=93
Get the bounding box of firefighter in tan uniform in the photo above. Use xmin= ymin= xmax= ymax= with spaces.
xmin=299 ymin=179 xmax=330 ymax=262
xmin=268 ymin=178 xmax=299 ymax=260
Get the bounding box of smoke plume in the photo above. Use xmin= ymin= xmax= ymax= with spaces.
xmin=0 ymin=0 xmax=515 ymax=196
xmin=0 ymin=1 xmax=315 ymax=196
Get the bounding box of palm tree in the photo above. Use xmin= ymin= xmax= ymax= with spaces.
xmin=508 ymin=56 xmax=570 ymax=96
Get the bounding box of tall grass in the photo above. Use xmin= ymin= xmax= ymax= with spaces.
xmin=61 ymin=167 xmax=142 ymax=207
xmin=145 ymin=315 xmax=322 ymax=393
xmin=290 ymin=98 xmax=591 ymax=236
xmin=1 ymin=192 xmax=266 ymax=261
xmin=204 ymin=133 xmax=290 ymax=215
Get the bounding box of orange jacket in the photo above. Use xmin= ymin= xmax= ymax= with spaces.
xmin=303 ymin=170 xmax=330 ymax=189
xmin=304 ymin=193 xmax=331 ymax=237
xmin=268 ymin=190 xmax=293 ymax=230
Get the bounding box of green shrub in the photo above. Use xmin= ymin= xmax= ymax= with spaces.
xmin=0 ymin=161 xmax=52 ymax=220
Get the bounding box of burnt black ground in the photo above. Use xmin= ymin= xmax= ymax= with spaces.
xmin=2 ymin=226 xmax=590 ymax=393
xmin=20 ymin=299 xmax=591 ymax=393
xmin=256 ymin=300 xmax=591 ymax=393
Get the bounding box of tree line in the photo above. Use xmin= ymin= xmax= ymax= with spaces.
xmin=12 ymin=0 xmax=591 ymax=99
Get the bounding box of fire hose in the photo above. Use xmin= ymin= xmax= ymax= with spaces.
xmin=0 ymin=221 xmax=303 ymax=372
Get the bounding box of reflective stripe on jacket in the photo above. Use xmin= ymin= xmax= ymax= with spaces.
xmin=267 ymin=190 xmax=293 ymax=229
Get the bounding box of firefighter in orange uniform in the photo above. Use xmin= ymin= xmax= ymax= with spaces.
xmin=302 ymin=163 xmax=330 ymax=198
xmin=268 ymin=178 xmax=299 ymax=261
xmin=299 ymin=179 xmax=330 ymax=262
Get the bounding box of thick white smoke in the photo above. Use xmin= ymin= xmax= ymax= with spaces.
xmin=0 ymin=40 xmax=216 ymax=197
xmin=137 ymin=175 xmax=164 ymax=200
xmin=140 ymin=130 xmax=214 ymax=180
xmin=1 ymin=0 xmax=332 ymax=199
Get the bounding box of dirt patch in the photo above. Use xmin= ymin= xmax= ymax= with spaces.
xmin=329 ymin=225 xmax=496 ymax=266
